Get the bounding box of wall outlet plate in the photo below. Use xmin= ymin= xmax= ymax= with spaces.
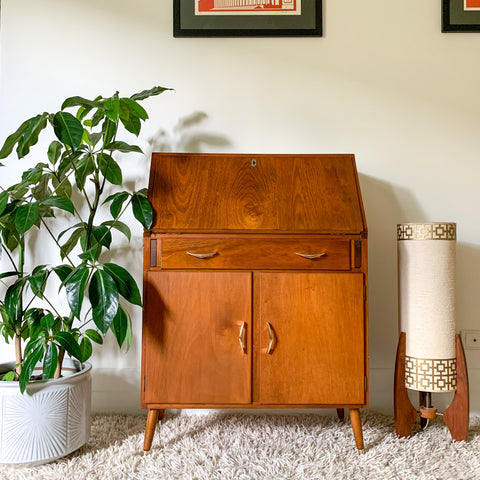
xmin=461 ymin=330 xmax=480 ymax=350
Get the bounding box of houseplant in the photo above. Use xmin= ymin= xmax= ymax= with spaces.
xmin=0 ymin=86 xmax=170 ymax=465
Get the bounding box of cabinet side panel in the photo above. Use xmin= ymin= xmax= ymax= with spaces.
xmin=143 ymin=271 xmax=252 ymax=405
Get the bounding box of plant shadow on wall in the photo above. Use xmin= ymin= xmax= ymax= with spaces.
xmin=144 ymin=112 xmax=232 ymax=159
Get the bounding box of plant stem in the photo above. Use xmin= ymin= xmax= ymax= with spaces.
xmin=14 ymin=240 xmax=25 ymax=378
xmin=54 ymin=347 xmax=65 ymax=379
xmin=40 ymin=218 xmax=75 ymax=267
xmin=14 ymin=332 xmax=22 ymax=379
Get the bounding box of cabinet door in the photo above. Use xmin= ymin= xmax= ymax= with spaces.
xmin=143 ymin=271 xmax=252 ymax=405
xmin=257 ymin=273 xmax=365 ymax=405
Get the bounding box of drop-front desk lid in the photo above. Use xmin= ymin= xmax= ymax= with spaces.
xmin=147 ymin=153 xmax=367 ymax=234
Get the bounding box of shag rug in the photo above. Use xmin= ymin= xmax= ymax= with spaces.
xmin=1 ymin=412 xmax=480 ymax=480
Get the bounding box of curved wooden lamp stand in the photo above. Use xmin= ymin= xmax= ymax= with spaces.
xmin=394 ymin=332 xmax=469 ymax=441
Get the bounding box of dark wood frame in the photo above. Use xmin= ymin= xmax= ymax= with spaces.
xmin=173 ymin=0 xmax=322 ymax=37
xmin=443 ymin=0 xmax=480 ymax=32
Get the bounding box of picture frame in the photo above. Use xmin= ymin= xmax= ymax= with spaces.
xmin=442 ymin=0 xmax=480 ymax=32
xmin=173 ymin=0 xmax=322 ymax=37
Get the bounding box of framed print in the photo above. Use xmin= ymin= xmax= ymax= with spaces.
xmin=173 ymin=0 xmax=322 ymax=37
xmin=443 ymin=0 xmax=480 ymax=31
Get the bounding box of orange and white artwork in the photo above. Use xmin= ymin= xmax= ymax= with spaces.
xmin=465 ymin=0 xmax=480 ymax=10
xmin=195 ymin=0 xmax=301 ymax=15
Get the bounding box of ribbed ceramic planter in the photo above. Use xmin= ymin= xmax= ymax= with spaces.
xmin=0 ymin=359 xmax=92 ymax=466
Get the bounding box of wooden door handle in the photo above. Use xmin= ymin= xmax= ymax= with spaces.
xmin=266 ymin=322 xmax=276 ymax=354
xmin=238 ymin=322 xmax=247 ymax=354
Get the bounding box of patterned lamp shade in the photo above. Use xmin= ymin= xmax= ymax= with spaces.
xmin=397 ymin=223 xmax=457 ymax=393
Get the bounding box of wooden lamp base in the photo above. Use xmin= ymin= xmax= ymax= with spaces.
xmin=394 ymin=332 xmax=469 ymax=441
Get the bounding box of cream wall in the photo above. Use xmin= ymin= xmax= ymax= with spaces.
xmin=1 ymin=0 xmax=480 ymax=415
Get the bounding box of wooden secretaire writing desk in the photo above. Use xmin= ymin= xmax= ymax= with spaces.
xmin=142 ymin=153 xmax=368 ymax=453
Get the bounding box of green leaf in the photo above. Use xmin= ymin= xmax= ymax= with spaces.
xmin=131 ymin=193 xmax=153 ymax=230
xmin=87 ymin=132 xmax=102 ymax=148
xmin=40 ymin=312 xmax=55 ymax=330
xmin=83 ymin=225 xmax=112 ymax=250
xmin=51 ymin=172 xmax=73 ymax=198
xmin=78 ymin=245 xmax=102 ymax=263
xmin=98 ymin=153 xmax=123 ymax=185
xmin=74 ymin=155 xmax=95 ymax=190
xmin=90 ymin=108 xmax=106 ymax=128
xmin=15 ymin=202 xmax=39 ymax=235
xmin=0 ymin=118 xmax=31 ymax=159
xmin=2 ymin=371 xmax=15 ymax=381
xmin=89 ymin=269 xmax=119 ymax=334
xmin=121 ymin=114 xmax=141 ymax=136
xmin=28 ymin=265 xmax=49 ymax=298
xmin=104 ymin=191 xmax=129 ymax=218
xmin=42 ymin=343 xmax=58 ymax=379
xmin=111 ymin=305 xmax=131 ymax=349
xmin=19 ymin=346 xmax=44 ymax=392
xmin=16 ymin=113 xmax=49 ymax=159
xmin=47 ymin=141 xmax=63 ymax=165
xmin=4 ymin=282 xmax=22 ymax=324
xmin=104 ymin=92 xmax=120 ymax=123
xmin=61 ymin=96 xmax=103 ymax=110
xmin=85 ymin=328 xmax=103 ymax=344
xmin=60 ymin=227 xmax=84 ymax=259
xmin=102 ymin=220 xmax=131 ymax=241
xmin=130 ymin=86 xmax=171 ymax=101
xmin=119 ymin=97 xmax=148 ymax=134
xmin=65 ymin=265 xmax=89 ymax=318
xmin=53 ymin=111 xmax=83 ymax=151
xmin=41 ymin=196 xmax=75 ymax=214
xmin=24 ymin=333 xmax=45 ymax=355
xmin=103 ymin=263 xmax=142 ymax=306
xmin=119 ymin=98 xmax=146 ymax=136
xmin=120 ymin=97 xmax=148 ymax=120
xmin=104 ymin=141 xmax=142 ymax=154
xmin=32 ymin=173 xmax=52 ymax=202
xmin=52 ymin=264 xmax=74 ymax=283
xmin=102 ymin=117 xmax=117 ymax=146
xmin=79 ymin=337 xmax=93 ymax=362
xmin=0 ymin=271 xmax=20 ymax=280
xmin=53 ymin=331 xmax=83 ymax=362
xmin=0 ymin=191 xmax=9 ymax=216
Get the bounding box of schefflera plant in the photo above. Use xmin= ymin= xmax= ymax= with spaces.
xmin=0 ymin=87 xmax=169 ymax=392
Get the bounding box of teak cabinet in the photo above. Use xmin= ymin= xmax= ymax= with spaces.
xmin=142 ymin=153 xmax=368 ymax=452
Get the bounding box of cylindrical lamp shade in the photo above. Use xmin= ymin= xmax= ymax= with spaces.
xmin=397 ymin=222 xmax=457 ymax=393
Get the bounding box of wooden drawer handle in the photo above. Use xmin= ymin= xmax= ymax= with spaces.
xmin=238 ymin=322 xmax=247 ymax=354
xmin=266 ymin=322 xmax=276 ymax=355
xmin=186 ymin=251 xmax=217 ymax=259
xmin=295 ymin=252 xmax=326 ymax=259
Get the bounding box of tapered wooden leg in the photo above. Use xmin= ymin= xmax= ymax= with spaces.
xmin=394 ymin=332 xmax=417 ymax=437
xmin=336 ymin=408 xmax=345 ymax=421
xmin=349 ymin=408 xmax=365 ymax=453
xmin=444 ymin=335 xmax=469 ymax=441
xmin=143 ymin=409 xmax=164 ymax=454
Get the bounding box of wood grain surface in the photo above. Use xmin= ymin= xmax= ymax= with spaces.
xmin=257 ymin=272 xmax=365 ymax=405
xmin=148 ymin=154 xmax=366 ymax=233
xmin=142 ymin=271 xmax=252 ymax=405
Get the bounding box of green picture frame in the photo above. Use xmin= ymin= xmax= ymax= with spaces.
xmin=443 ymin=0 xmax=480 ymax=32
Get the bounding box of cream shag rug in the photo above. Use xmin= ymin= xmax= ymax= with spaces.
xmin=1 ymin=412 xmax=479 ymax=480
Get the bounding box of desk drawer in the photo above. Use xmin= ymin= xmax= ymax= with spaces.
xmin=160 ymin=237 xmax=351 ymax=270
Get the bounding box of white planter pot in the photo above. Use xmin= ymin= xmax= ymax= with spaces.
xmin=0 ymin=359 xmax=92 ymax=466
